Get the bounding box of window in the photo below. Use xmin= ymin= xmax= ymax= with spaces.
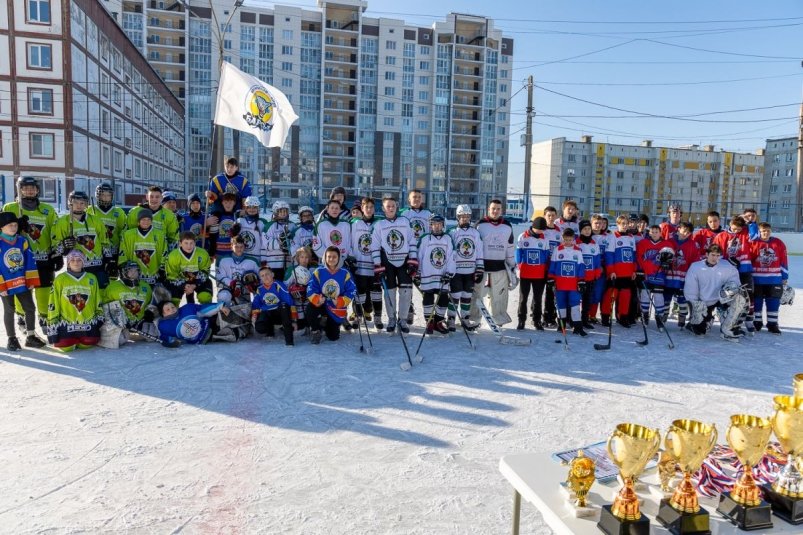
xmin=282 ymin=78 xmax=292 ymax=88
xmin=386 ymin=40 xmax=396 ymax=50
xmin=419 ymin=46 xmax=430 ymax=55
xmin=418 ymin=90 xmax=428 ymax=100
xmin=499 ymin=83 xmax=508 ymax=92
xmin=419 ymin=61 xmax=430 ymax=70
xmin=282 ymin=29 xmax=293 ymax=40
xmin=772 ymin=169 xmax=780 ymax=177
xmin=102 ymin=110 xmax=109 ymax=133
xmin=386 ymin=56 xmax=396 ymax=65
xmin=787 ymin=168 xmax=794 ymax=177
xmin=28 ymin=88 xmax=53 ymax=115
xmin=384 ymin=71 xmax=395 ymax=81
xmin=281 ymin=45 xmax=293 ymax=55
xmin=281 ymin=61 xmax=293 ymax=71
xmin=784 ymin=184 xmax=793 ymax=192
xmin=384 ymin=87 xmax=395 ymax=96
xmin=419 ymin=76 xmax=429 ymax=85
xmin=27 ymin=0 xmax=51 ymax=24
xmin=27 ymin=43 xmax=52 ymax=69
xmin=114 ymin=117 xmax=122 ymax=139
xmin=114 ymin=150 xmax=122 ymax=172
xmin=384 ymin=102 xmax=395 ymax=111
xmin=383 ymin=117 xmax=394 ymax=126
xmin=102 ymin=146 xmax=110 ymax=169
xmin=30 ymin=132 xmax=54 ymax=158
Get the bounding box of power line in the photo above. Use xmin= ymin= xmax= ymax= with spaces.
xmin=535 ymin=72 xmax=803 ymax=87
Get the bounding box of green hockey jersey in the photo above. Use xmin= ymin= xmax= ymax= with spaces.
xmin=87 ymin=205 xmax=127 ymax=255
xmin=127 ymin=205 xmax=179 ymax=249
xmin=103 ymin=279 xmax=154 ymax=323
xmin=51 ymin=213 xmax=111 ymax=268
xmin=47 ymin=271 xmax=103 ymax=334
xmin=119 ymin=227 xmax=167 ymax=284
xmin=165 ymin=246 xmax=212 ymax=284
xmin=3 ymin=201 xmax=58 ymax=262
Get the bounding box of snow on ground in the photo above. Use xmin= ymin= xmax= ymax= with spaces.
xmin=2 ymin=259 xmax=803 ymax=534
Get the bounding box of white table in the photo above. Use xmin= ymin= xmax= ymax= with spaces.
xmin=499 ymin=453 xmax=801 ymax=535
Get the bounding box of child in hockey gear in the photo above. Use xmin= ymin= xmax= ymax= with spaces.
xmin=165 ymin=232 xmax=213 ymax=305
xmin=306 ymin=247 xmax=357 ymax=344
xmin=119 ymin=209 xmax=167 ymax=285
xmin=350 ymin=200 xmax=363 ymax=220
xmin=0 ymin=212 xmax=45 ymax=350
xmin=660 ymin=204 xmax=683 ymax=241
xmin=743 ymin=208 xmax=760 ymax=240
xmin=87 ymin=183 xmax=126 ymax=279
xmin=516 ymin=216 xmax=550 ymax=331
xmin=156 ymin=300 xmax=230 ymax=346
xmin=541 ymin=206 xmax=562 ymax=327
xmin=548 ymin=229 xmax=587 ymax=336
xmin=371 ymin=196 xmax=417 ymax=333
xmin=47 ymin=250 xmax=104 ymax=351
xmin=470 ymin=199 xmax=516 ymax=326
xmin=555 ymin=200 xmax=580 ymax=234
xmin=313 ymin=199 xmax=352 ymax=269
xmin=588 ymin=214 xmax=612 ymax=323
xmin=52 ymin=191 xmax=113 ymax=289
xmin=666 ymin=222 xmax=701 ymax=328
xmin=418 ymin=214 xmax=455 ymax=334
xmin=683 ymin=245 xmax=743 ymax=340
xmin=636 ymin=225 xmax=674 ymax=327
xmin=102 ymin=261 xmax=158 ymax=339
xmin=316 ymin=186 xmax=350 ymax=223
xmin=349 ymin=197 xmax=384 ymax=330
xmin=714 ymin=215 xmax=756 ymax=331
xmin=262 ymin=200 xmax=296 ymax=277
xmin=602 ymin=214 xmax=637 ymax=328
xmin=576 ymin=220 xmax=603 ymax=329
xmin=3 ymin=176 xmax=58 ymax=329
xmin=290 ymin=206 xmax=315 ymax=258
xmin=447 ymin=204 xmax=484 ymax=332
xmin=126 ymin=186 xmax=180 ymax=250
xmin=400 ymin=190 xmax=432 ymax=324
xmin=209 ymin=193 xmax=239 ymax=265
xmin=181 ymin=193 xmax=212 ymax=250
xmin=161 ymin=191 xmax=180 ymax=227
xmin=692 ymin=210 xmax=724 ymax=251
xmin=217 ymin=236 xmax=260 ymax=305
xmin=207 ymin=157 xmax=252 ymax=213
xmin=284 ymin=246 xmax=313 ymax=332
xmin=234 ymin=196 xmax=267 ymax=264
xmin=750 ymin=222 xmax=788 ymax=334
xmin=252 ymin=267 xmax=296 ymax=346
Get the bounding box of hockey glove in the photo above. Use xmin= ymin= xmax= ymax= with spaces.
xmin=228 ymin=279 xmax=242 ymax=298
xmin=51 ymin=254 xmax=64 ymax=272
xmin=18 ymin=215 xmax=31 ymax=234
xmin=143 ymin=309 xmax=155 ymax=323
xmin=440 ymin=272 xmax=454 ymax=285
xmin=61 ymin=236 xmax=77 ymax=251
xmin=105 ymin=259 xmax=119 ymax=279
xmin=547 ymin=278 xmax=556 ymax=290
xmin=473 ymin=269 xmax=485 ymax=284
xmin=406 ymin=259 xmax=419 ymax=278
xmin=578 ymin=281 xmax=587 ymax=294
xmin=373 ymin=264 xmax=385 ymax=281
xmin=228 ymin=223 xmax=241 ymax=237
xmin=344 ymin=257 xmax=358 ymax=273
xmin=635 ymin=272 xmax=645 ymax=284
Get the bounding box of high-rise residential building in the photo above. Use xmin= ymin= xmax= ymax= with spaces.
xmin=530 ymin=137 xmax=766 ymax=227
xmin=0 ymin=0 xmax=185 ymax=210
xmin=763 ymin=136 xmax=800 ymax=231
xmin=115 ymin=0 xmax=513 ymax=214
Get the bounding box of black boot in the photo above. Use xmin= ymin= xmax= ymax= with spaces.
xmin=516 ymin=318 xmax=525 ymax=330
xmin=601 ymin=314 xmax=611 ymax=327
xmin=767 ymin=323 xmax=781 ymax=335
xmin=25 ymin=334 xmax=47 ymax=348
xmin=7 ymin=336 xmax=21 ymax=351
xmin=753 ymin=321 xmax=763 ymax=332
xmin=572 ymin=323 xmax=588 ymax=337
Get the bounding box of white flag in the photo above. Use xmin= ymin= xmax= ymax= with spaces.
xmin=213 ymin=61 xmax=299 ymax=149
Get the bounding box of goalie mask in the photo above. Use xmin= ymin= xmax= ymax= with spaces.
xmin=719 ymin=281 xmax=743 ymax=304
xmin=657 ymin=247 xmax=674 ymax=269
xmin=781 ymin=285 xmax=795 ymax=306
xmin=120 ymin=261 xmax=141 ymax=287
xmin=293 ymin=266 xmax=311 ymax=286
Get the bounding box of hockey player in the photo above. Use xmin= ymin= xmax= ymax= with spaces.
xmin=119 ymin=209 xmax=167 ymax=285
xmin=635 ymin=225 xmax=675 ymax=327
xmin=101 ymin=261 xmax=158 ymax=341
xmin=156 ymin=300 xmax=232 ymax=347
xmin=3 ymin=176 xmax=58 ymax=328
xmin=0 ymin=212 xmax=46 ymax=350
xmin=469 ymin=199 xmax=516 ymax=326
xmin=251 ymin=266 xmax=296 ymax=346
xmin=447 ymin=205 xmax=484 ymax=332
xmin=87 ymin=183 xmax=126 ymax=279
xmin=234 ymin=196 xmax=267 ymax=264
xmin=743 ymin=208 xmax=760 ymax=240
xmin=515 ymin=216 xmax=550 ymax=331
xmin=47 ymin=250 xmax=104 ymax=351
xmin=371 ymin=196 xmax=417 ymax=333
xmin=666 ymin=222 xmax=701 ymax=328
xmin=416 ymin=214 xmax=455 ymax=334
xmin=547 ymin=228 xmax=587 ymax=336
xmin=588 ymin=214 xmax=612 ymax=323
xmin=290 ymin=206 xmax=315 ymax=258
xmin=262 ymin=200 xmax=296 ymax=277
xmin=350 ymin=199 xmax=363 ymax=220
xmin=313 ymin=199 xmax=352 ymax=268
xmin=399 ymin=189 xmax=432 ymax=324
xmin=164 ymin=231 xmax=213 ymax=305
xmin=751 ymin=222 xmax=789 ymax=334
xmin=541 ymin=206 xmax=562 ymax=328
xmin=660 ymin=204 xmax=683 ymax=241
xmin=217 ymin=236 xmax=260 ymax=306
xmin=555 ymin=199 xmax=580 ymax=234
xmin=284 ymin=246 xmax=313 ymax=332
xmin=692 ymin=210 xmax=724 ymax=251
xmin=316 ymin=186 xmax=350 ymax=223
xmin=127 ymin=186 xmax=180 ymax=250
xmin=602 ymin=214 xmax=638 ymax=328
xmin=684 ymin=244 xmax=743 ymax=340
xmin=306 ymin=246 xmax=357 ymax=344
xmin=51 ymin=191 xmax=113 ymax=288
xmin=180 ymin=193 xmax=212 ymax=248
xmin=208 ymin=192 xmax=240 ymax=265
xmin=576 ymin=220 xmax=603 ymax=329
xmin=207 ymin=157 xmax=252 ymax=213
xmin=714 ymin=215 xmax=757 ymax=331
xmin=348 ymin=197 xmax=384 ymax=330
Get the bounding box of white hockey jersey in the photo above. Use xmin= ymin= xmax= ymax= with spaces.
xmin=312 ymin=217 xmax=352 ymax=266
xmin=261 ymin=220 xmax=295 ymax=270
xmin=216 ymin=254 xmax=260 ymax=286
xmin=235 ymin=215 xmax=267 ymax=263
xmin=371 ymin=217 xmax=416 ymax=268
xmin=417 ymin=233 xmax=456 ymax=291
xmin=448 ymin=225 xmax=484 ymax=275
xmin=289 ymin=223 xmax=314 ymax=257
xmin=400 ymin=207 xmax=432 ymax=241
xmin=350 ymin=216 xmax=382 ymax=276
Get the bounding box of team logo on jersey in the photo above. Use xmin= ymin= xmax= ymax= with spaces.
xmin=411 ymin=220 xmax=425 ymax=238
xmin=135 ymin=247 xmax=156 ymax=266
xmin=558 ymin=253 xmax=564 ymax=260
xmin=183 ymin=270 xmax=200 ymax=283
xmin=329 ymin=230 xmax=343 ymax=247
xmin=77 ymin=233 xmax=96 ymax=251
xmin=243 ymin=86 xmax=276 ymax=132
xmin=727 ymin=237 xmax=740 ymax=258
xmin=386 ymin=229 xmax=404 ymax=251
xmin=27 ymin=223 xmax=43 ymax=241
xmin=561 ymin=264 xmax=575 ymax=276
xmin=622 ymin=249 xmax=633 ymax=262
xmin=617 ymin=240 xmax=623 ymax=246
xmin=262 ymin=292 xmax=279 ymax=306
xmin=358 ymin=233 xmax=372 ymax=254
xmin=429 ymin=246 xmax=446 ymax=268
xmin=67 ymin=291 xmax=90 ymax=313
xmin=190 ymin=223 xmax=203 ymax=238
xmin=178 ymin=317 xmax=203 ymax=340
xmin=456 ymin=237 xmax=475 ymax=259
xmin=675 ymin=249 xmax=686 ymax=267
xmin=3 ymin=247 xmax=24 ymax=272
xmin=104 ymin=223 xmax=115 ymax=240
xmin=123 ymin=298 xmax=144 ymax=316
xmin=322 ymin=279 xmax=341 ymax=299
xmin=220 ymin=219 xmax=235 ymax=235
xmin=758 ymin=247 xmax=776 ymax=267
xmin=240 ymin=229 xmax=257 ymax=250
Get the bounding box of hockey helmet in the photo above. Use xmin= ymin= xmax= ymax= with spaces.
xmin=429 ymin=213 xmax=445 ymax=224
xmin=17 ymin=176 xmax=40 ymax=198
xmin=272 ymin=200 xmax=290 ymax=212
xmin=243 ymin=196 xmax=261 ymax=208
xmin=657 ymin=247 xmax=675 ymax=267
xmin=298 ymin=205 xmax=313 ymax=216
xmin=95 ymin=183 xmax=114 ymax=210
xmin=187 ymin=193 xmax=202 ymax=205
xmin=719 ymin=281 xmax=743 ymax=303
xmin=781 ymin=285 xmax=795 ymax=306
xmin=242 ymin=271 xmax=260 ymax=291
xmin=293 ymin=265 xmax=311 ymax=286
xmin=120 ymin=261 xmax=141 ymax=284
xmin=456 ymin=204 xmax=472 ymax=217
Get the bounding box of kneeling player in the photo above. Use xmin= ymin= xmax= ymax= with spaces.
xmin=306 ymin=246 xmax=356 ymax=344
xmin=101 ymin=261 xmax=159 ymax=345
xmin=47 ymin=250 xmax=104 ymax=351
xmin=165 ymin=231 xmax=213 ymax=305
xmin=252 ymin=266 xmax=296 ymax=346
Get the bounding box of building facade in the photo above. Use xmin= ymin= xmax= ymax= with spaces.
xmin=763 ymin=136 xmax=801 ymax=232
xmin=116 ymin=0 xmax=513 ymax=214
xmin=0 ymin=0 xmax=185 ymax=210
xmin=530 ymin=136 xmax=766 ymax=228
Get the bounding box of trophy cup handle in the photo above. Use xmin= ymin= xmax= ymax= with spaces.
xmin=606 ymin=434 xmax=617 ymax=464
xmin=651 ymin=429 xmax=662 ymax=457
xmin=708 ymin=424 xmax=718 ymax=451
xmin=665 ymin=428 xmax=675 ymax=456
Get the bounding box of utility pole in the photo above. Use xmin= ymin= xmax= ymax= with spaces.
xmin=796 ymin=66 xmax=803 ymax=231
xmin=522 ymin=75 xmax=534 ymax=221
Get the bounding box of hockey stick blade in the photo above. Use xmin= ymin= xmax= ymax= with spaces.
xmin=499 ymin=335 xmax=531 ymax=346
xmin=400 ymin=361 xmax=412 ymax=371
xmin=593 ymin=342 xmax=611 ymax=351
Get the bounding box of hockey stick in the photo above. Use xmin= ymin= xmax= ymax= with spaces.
xmin=551 ymin=283 xmax=570 ymax=351
xmin=477 ymin=299 xmax=531 ymax=346
xmin=413 ymin=279 xmax=449 ymax=364
xmin=380 ymin=276 xmax=413 ymax=370
xmin=636 ymin=281 xmax=649 ymax=346
xmin=641 ymin=281 xmax=674 ymax=349
xmin=354 ymin=300 xmax=373 ymax=354
xmin=594 ymin=288 xmax=616 ymax=351
xmin=450 ymin=297 xmax=477 ymax=351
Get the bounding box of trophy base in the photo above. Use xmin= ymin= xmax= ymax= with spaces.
xmin=760 ymin=484 xmax=803 ymax=525
xmin=564 ymin=499 xmax=599 ymax=519
xmin=597 ymin=504 xmax=650 ymax=535
xmin=716 ymin=493 xmax=773 ymax=530
xmin=656 ymin=499 xmax=711 ymax=535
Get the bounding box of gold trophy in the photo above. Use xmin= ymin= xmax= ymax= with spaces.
xmin=794 ymin=374 xmax=803 ymax=399
xmin=761 ymin=395 xmax=803 ymax=524
xmin=566 ymin=449 xmax=597 ymax=517
xmin=656 ymin=419 xmax=717 ymax=535
xmin=597 ymin=423 xmax=661 ymax=535
xmin=715 ymin=414 xmax=773 ymax=530
xmin=658 ymin=449 xmax=678 ymax=494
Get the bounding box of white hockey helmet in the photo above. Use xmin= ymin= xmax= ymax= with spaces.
xmin=298 ymin=205 xmax=313 ymax=216
xmin=272 ymin=200 xmax=290 ymax=212
xmin=243 ymin=196 xmax=261 ymax=208
xmin=719 ymin=281 xmax=743 ymax=303
xmin=293 ymin=266 xmax=311 ymax=286
xmin=781 ymin=285 xmax=795 ymax=306
xmin=456 ymin=204 xmax=472 ymax=217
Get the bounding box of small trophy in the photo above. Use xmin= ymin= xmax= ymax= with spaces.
xmin=658 ymin=449 xmax=678 ymax=494
xmin=716 ymin=414 xmax=774 ymax=530
xmin=760 ymin=395 xmax=803 ymax=524
xmin=566 ymin=449 xmax=597 ymax=517
xmin=657 ymin=419 xmax=717 ymax=535
xmin=597 ymin=423 xmax=661 ymax=535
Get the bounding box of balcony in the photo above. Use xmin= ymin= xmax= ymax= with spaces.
xmin=147 ymin=35 xmax=185 ymax=48
xmin=325 ymin=19 xmax=359 ymax=32
xmin=325 ymin=52 xmax=357 ymax=64
xmin=452 ymin=126 xmax=479 ymax=137
xmin=453 ymin=66 xmax=480 ymax=77
xmin=146 ymin=18 xmax=185 ymax=30
xmin=323 ymin=99 xmax=356 ymax=111
xmin=453 ymin=81 xmax=480 ymax=92
xmin=148 ymin=52 xmax=185 ymax=65
xmin=454 ymin=50 xmax=482 ymax=62
xmin=324 ymin=68 xmax=357 ymax=80
xmin=453 ymin=96 xmax=481 ymax=107
xmin=451 ymin=141 xmax=478 ymax=151
xmin=325 ymin=36 xmax=358 ymax=48
xmin=149 ymin=1 xmax=185 ymax=13
xmin=452 ymin=111 xmax=478 ymax=121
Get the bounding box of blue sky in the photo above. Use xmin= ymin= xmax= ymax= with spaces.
xmin=248 ymin=0 xmax=803 ymax=192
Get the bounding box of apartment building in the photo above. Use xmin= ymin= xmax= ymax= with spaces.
xmin=0 ymin=0 xmax=185 ymax=210
xmin=530 ymin=137 xmax=766 ymax=227
xmin=763 ymin=136 xmax=801 ymax=231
